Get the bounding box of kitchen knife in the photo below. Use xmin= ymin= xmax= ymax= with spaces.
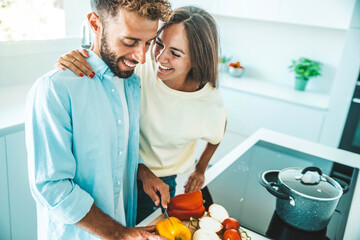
xmin=163 ymin=208 xmax=174 ymax=227
xmin=159 ymin=198 xmax=174 ymax=227
xmin=163 ymin=207 xmax=170 ymax=219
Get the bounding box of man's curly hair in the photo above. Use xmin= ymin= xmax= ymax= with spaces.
xmin=91 ymin=0 xmax=172 ymax=22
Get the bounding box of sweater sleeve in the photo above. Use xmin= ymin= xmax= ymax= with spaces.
xmin=201 ymin=90 xmax=227 ymax=145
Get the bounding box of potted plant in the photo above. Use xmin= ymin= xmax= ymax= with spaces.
xmin=288 ymin=58 xmax=321 ymax=91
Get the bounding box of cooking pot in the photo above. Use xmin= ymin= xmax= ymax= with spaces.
xmin=259 ymin=166 xmax=349 ymax=232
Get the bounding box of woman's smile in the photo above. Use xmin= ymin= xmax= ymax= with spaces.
xmin=157 ymin=62 xmax=174 ymax=73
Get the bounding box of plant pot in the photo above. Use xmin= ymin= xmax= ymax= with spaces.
xmin=295 ymin=77 xmax=308 ymax=91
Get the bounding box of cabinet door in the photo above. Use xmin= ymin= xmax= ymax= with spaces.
xmin=170 ymin=0 xmax=218 ymax=14
xmin=278 ymin=0 xmax=356 ymax=29
xmin=0 ymin=136 xmax=11 ymax=240
xmin=220 ymin=88 xmax=326 ymax=142
xmin=6 ymin=130 xmax=37 ymax=240
xmin=216 ymin=0 xmax=281 ymax=22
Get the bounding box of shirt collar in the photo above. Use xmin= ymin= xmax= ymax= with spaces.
xmin=87 ymin=50 xmax=113 ymax=80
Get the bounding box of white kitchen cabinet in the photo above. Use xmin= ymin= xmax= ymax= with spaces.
xmin=220 ymin=87 xmax=326 ymax=142
xmin=216 ymin=0 xmax=281 ymax=23
xmin=0 ymin=136 xmax=11 ymax=240
xmin=170 ymin=0 xmax=280 ymax=22
xmin=170 ymin=0 xmax=356 ymax=30
xmin=169 ymin=0 xmax=218 ymax=14
xmin=5 ymin=130 xmax=37 ymax=240
xmin=278 ymin=0 xmax=356 ymax=29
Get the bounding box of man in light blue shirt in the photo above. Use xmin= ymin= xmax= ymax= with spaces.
xmin=25 ymin=0 xmax=171 ymax=239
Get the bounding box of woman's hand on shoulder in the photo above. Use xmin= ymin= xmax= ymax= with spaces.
xmin=55 ymin=49 xmax=95 ymax=78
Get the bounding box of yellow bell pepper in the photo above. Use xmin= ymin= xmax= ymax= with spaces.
xmin=155 ymin=216 xmax=191 ymax=240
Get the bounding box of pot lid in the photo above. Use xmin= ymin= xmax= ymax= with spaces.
xmin=279 ymin=167 xmax=342 ymax=200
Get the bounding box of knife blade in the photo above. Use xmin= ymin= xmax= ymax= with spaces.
xmin=163 ymin=208 xmax=170 ymax=219
xmin=157 ymin=192 xmax=174 ymax=226
xmin=160 ymin=204 xmax=174 ymax=227
xmin=163 ymin=208 xmax=174 ymax=227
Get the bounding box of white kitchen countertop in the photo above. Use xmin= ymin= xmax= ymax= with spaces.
xmin=139 ymin=128 xmax=360 ymax=240
xmin=219 ymin=73 xmax=330 ymax=111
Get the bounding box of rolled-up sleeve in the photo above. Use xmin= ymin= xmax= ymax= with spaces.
xmin=25 ymin=75 xmax=94 ymax=224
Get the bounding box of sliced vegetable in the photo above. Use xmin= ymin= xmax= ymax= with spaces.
xmin=193 ymin=229 xmax=221 ymax=240
xmin=198 ymin=216 xmax=223 ymax=234
xmin=167 ymin=204 xmax=205 ymax=220
xmin=168 ymin=190 xmax=204 ymax=210
xmin=155 ymin=216 xmax=191 ymax=240
xmin=222 ymin=218 xmax=240 ymax=230
xmin=223 ymin=229 xmax=242 ymax=240
xmin=208 ymin=204 xmax=229 ymax=223
xmin=167 ymin=190 xmax=205 ymax=220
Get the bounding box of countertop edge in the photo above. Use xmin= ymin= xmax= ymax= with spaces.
xmin=219 ymin=74 xmax=330 ymax=111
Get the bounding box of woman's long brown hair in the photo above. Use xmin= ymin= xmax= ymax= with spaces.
xmin=158 ymin=6 xmax=219 ymax=88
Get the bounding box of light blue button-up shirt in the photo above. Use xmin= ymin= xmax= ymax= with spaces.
xmin=25 ymin=50 xmax=142 ymax=239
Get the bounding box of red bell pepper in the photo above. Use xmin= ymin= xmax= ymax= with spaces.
xmin=167 ymin=204 xmax=206 ymax=220
xmin=168 ymin=190 xmax=204 ymax=210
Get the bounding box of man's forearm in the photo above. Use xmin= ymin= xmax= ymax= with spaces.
xmin=76 ymin=204 xmax=125 ymax=240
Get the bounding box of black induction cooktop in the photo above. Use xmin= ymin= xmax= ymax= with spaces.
xmin=205 ymin=141 xmax=359 ymax=240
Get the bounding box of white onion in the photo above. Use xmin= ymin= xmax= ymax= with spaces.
xmin=208 ymin=204 xmax=229 ymax=223
xmin=193 ymin=229 xmax=220 ymax=240
xmin=198 ymin=216 xmax=223 ymax=234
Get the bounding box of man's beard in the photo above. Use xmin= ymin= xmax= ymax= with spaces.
xmin=100 ymin=31 xmax=135 ymax=78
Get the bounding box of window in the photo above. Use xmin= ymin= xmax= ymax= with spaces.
xmin=0 ymin=0 xmax=65 ymax=42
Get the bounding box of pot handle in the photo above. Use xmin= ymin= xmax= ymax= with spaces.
xmin=333 ymin=177 xmax=350 ymax=194
xmin=258 ymin=170 xmax=279 ymax=187
xmin=265 ymin=182 xmax=290 ymax=200
xmin=302 ymin=166 xmax=323 ymax=176
xmin=299 ymin=167 xmax=323 ymax=185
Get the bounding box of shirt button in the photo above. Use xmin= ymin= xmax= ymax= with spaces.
xmin=117 ymin=119 xmax=122 ymax=124
xmin=117 ymin=181 xmax=121 ymax=185
xmin=111 ymin=89 xmax=115 ymax=92
xmin=119 ymin=151 xmax=123 ymax=155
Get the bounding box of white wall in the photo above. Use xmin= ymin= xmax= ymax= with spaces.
xmin=64 ymin=0 xmax=91 ymax=38
xmin=0 ymin=38 xmax=82 ymax=88
xmin=215 ymin=16 xmax=347 ymax=94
